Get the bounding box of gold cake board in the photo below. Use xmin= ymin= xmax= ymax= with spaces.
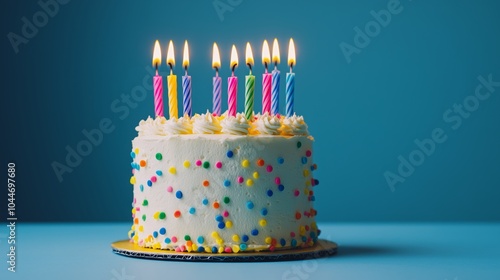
xmin=111 ymin=239 xmax=337 ymax=262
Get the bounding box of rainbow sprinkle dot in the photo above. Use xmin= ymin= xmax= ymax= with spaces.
xmin=165 ymin=238 xmax=171 ymax=244
xmin=297 ymin=141 xmax=302 ymax=148
xmin=278 ymin=184 xmax=285 ymax=192
xmin=169 ymin=167 xmax=177 ymax=174
xmin=223 ymin=196 xmax=230 ymax=204
xmin=159 ymin=228 xmax=166 ymax=235
xmin=256 ymin=159 xmax=265 ymax=166
xmin=197 ymin=236 xmax=204 ymax=244
xmin=223 ymin=180 xmax=231 ymax=187
xmin=203 ymin=161 xmax=210 ymax=169
xmin=183 ymin=160 xmax=191 ymax=168
xmin=241 ymin=159 xmax=250 ymax=168
xmin=189 ymin=207 xmax=196 ymax=214
xmin=259 ymin=219 xmax=267 ymax=227
xmin=155 ymin=153 xmax=162 ymax=160
xmin=242 ymin=235 xmax=249 ymax=242
xmin=215 ymin=215 xmax=223 ymax=222
xmin=226 ymin=150 xmax=234 ymax=158
xmin=195 ymin=160 xmax=202 ymax=166
xmin=159 ymin=212 xmax=166 ymax=219
xmin=266 ymin=165 xmax=273 ymax=172
xmin=167 ymin=186 xmax=173 ymax=192
xmin=246 ymin=201 xmax=254 ymax=209
xmin=277 ymin=157 xmax=284 ymax=164
xmin=251 ymin=229 xmax=259 ymax=236
xmin=253 ymin=172 xmax=259 ymax=179
xmin=175 ymin=190 xmax=183 ymax=199
xmin=280 ymin=238 xmax=286 ymax=246
xmin=156 ymin=170 xmax=163 ymax=176
xmin=240 ymin=243 xmax=248 ymax=250
xmin=218 ymin=222 xmax=225 ymax=229
xmin=153 ymin=231 xmax=158 ymax=238
xmin=266 ymin=189 xmax=273 ymax=197
xmin=246 ymin=179 xmax=254 ymax=187
xmin=225 ymin=220 xmax=233 ymax=228
xmin=202 ymin=198 xmax=208 ymax=205
xmin=142 ymin=199 xmax=148 ymax=206
xmin=306 ymin=150 xmax=312 ymax=157
xmin=215 ymin=161 xmax=222 ymax=169
xmin=130 ymin=151 xmax=136 ymax=158
xmin=232 ymin=235 xmax=240 ymax=242
xmin=260 ymin=208 xmax=268 ymax=216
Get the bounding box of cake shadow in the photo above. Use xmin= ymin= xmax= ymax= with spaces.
xmin=337 ymin=244 xmax=429 ymax=258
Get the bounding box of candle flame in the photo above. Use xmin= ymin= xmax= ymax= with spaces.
xmin=212 ymin=43 xmax=221 ymax=69
xmin=288 ymin=38 xmax=296 ymax=67
xmin=262 ymin=40 xmax=270 ymax=65
xmin=166 ymin=40 xmax=175 ymax=67
xmin=182 ymin=40 xmax=189 ymax=68
xmin=272 ymin=38 xmax=280 ymax=65
xmin=245 ymin=42 xmax=254 ymax=67
xmin=152 ymin=40 xmax=161 ymax=67
xmin=230 ymin=45 xmax=238 ymax=69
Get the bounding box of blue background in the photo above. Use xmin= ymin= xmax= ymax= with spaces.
xmin=2 ymin=0 xmax=499 ymax=222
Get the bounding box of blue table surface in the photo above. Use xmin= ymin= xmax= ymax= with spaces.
xmin=1 ymin=223 xmax=499 ymax=280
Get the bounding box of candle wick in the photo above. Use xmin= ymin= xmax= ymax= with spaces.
xmin=247 ymin=63 xmax=252 ymax=75
xmin=264 ymin=62 xmax=268 ymax=73
xmin=290 ymin=62 xmax=294 ymax=73
xmin=274 ymin=62 xmax=278 ymax=71
xmin=232 ymin=64 xmax=236 ymax=73
xmin=215 ymin=67 xmax=219 ymax=77
xmin=155 ymin=63 xmax=158 ymax=76
xmin=184 ymin=66 xmax=188 ymax=76
xmin=169 ymin=63 xmax=173 ymax=75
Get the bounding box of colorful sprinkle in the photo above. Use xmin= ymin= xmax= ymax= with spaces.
xmin=224 ymin=247 xmax=232 ymax=253
xmin=293 ymin=189 xmax=300 ymax=197
xmin=225 ymin=220 xmax=233 ymax=228
xmin=223 ymin=196 xmax=230 ymax=204
xmin=203 ymin=161 xmax=210 ymax=169
xmin=290 ymin=232 xmax=296 ymax=238
xmin=241 ymin=159 xmax=250 ymax=168
xmin=266 ymin=189 xmax=273 ymax=197
xmin=189 ymin=207 xmax=196 ymax=214
xmin=259 ymin=219 xmax=267 ymax=227
xmin=155 ymin=153 xmax=162 ymax=160
xmin=295 ymin=212 xmax=302 ymax=220
xmin=232 ymin=235 xmax=240 ymax=242
xmin=153 ymin=231 xmax=158 ymax=238
xmin=218 ymin=222 xmax=225 ymax=229
xmin=213 ymin=202 xmax=220 ymax=209
xmin=197 ymin=236 xmax=204 ymax=244
xmin=223 ymin=180 xmax=231 ymax=187
xmin=202 ymin=198 xmax=208 ymax=205
xmin=159 ymin=228 xmax=166 ymax=235
xmin=174 ymin=210 xmax=181 ymax=218
xmin=130 ymin=151 xmax=136 ymax=158
xmin=226 ymin=150 xmax=234 ymax=158
xmin=202 ymin=180 xmax=210 ymax=187
xmin=139 ymin=184 xmax=144 ymax=192
xmin=183 ymin=160 xmax=191 ymax=168
xmin=195 ymin=160 xmax=202 ymax=166
xmin=277 ymin=157 xmax=284 ymax=164
xmin=301 ymin=157 xmax=307 ymax=164
xmin=306 ymin=150 xmax=312 ymax=157
xmin=280 ymin=238 xmax=286 ymax=246
xmin=246 ymin=179 xmax=254 ymax=187
xmin=153 ymin=212 xmax=159 ymax=219
xmin=147 ymin=180 xmax=152 ymax=187
xmin=303 ymin=169 xmax=310 ymax=177
xmin=215 ymin=161 xmax=223 ymax=169
xmin=169 ymin=167 xmax=177 ymax=174
xmin=260 ymin=208 xmax=268 ymax=216
xmin=278 ymin=184 xmax=285 ymax=191
xmin=215 ymin=215 xmax=223 ymax=222
xmin=297 ymin=141 xmax=302 ymax=148
xmin=222 ymin=210 xmax=229 ymax=217
xmin=140 ymin=160 xmax=147 ymax=167
xmin=129 ymin=176 xmax=136 ymax=184
xmin=240 ymin=243 xmax=248 ymax=250
xmin=156 ymin=170 xmax=163 ymax=176
xmin=266 ymin=165 xmax=273 ymax=172
xmin=253 ymin=172 xmax=259 ymax=179
xmin=242 ymin=235 xmax=249 ymax=242
xmin=235 ymin=176 xmax=244 ymax=184
xmin=256 ymin=159 xmax=265 ymax=166
xmin=265 ymin=237 xmax=272 ymax=244
xmin=184 ymin=235 xmax=191 ymax=241
xmin=167 ymin=186 xmax=173 ymax=192
xmin=175 ymin=190 xmax=183 ymax=199
xmin=141 ymin=214 xmax=146 ymax=221
xmin=159 ymin=212 xmax=166 ymax=219
xmin=165 ymin=238 xmax=171 ymax=244
xmin=246 ymin=201 xmax=254 ymax=209
xmin=251 ymin=229 xmax=259 ymax=236
xmin=142 ymin=199 xmax=148 ymax=206
xmin=171 ymin=236 xmax=178 ymax=243
xmin=151 ymin=176 xmax=157 ymax=183
xmin=291 ymin=239 xmax=297 ymax=247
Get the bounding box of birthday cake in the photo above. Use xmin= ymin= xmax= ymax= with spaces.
xmin=128 ymin=112 xmax=320 ymax=253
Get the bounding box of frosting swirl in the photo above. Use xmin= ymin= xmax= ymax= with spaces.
xmin=135 ymin=116 xmax=166 ymax=136
xmin=252 ymin=113 xmax=282 ymax=135
xmin=220 ymin=113 xmax=250 ymax=135
xmin=192 ymin=111 xmax=222 ymax=134
xmin=163 ymin=117 xmax=193 ymax=134
xmin=280 ymin=114 xmax=309 ymax=136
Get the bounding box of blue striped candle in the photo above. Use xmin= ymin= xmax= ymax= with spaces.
xmin=182 ymin=75 xmax=192 ymax=117
xmin=285 ymin=72 xmax=295 ymax=117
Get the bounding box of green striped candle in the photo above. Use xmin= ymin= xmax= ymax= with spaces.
xmin=245 ymin=43 xmax=255 ymax=120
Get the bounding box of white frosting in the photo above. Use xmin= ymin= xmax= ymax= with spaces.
xmin=281 ymin=114 xmax=309 ymax=136
xmin=129 ymin=133 xmax=318 ymax=252
xmin=135 ymin=116 xmax=166 ymax=136
xmin=163 ymin=117 xmax=193 ymax=134
xmin=220 ymin=113 xmax=250 ymax=135
xmin=252 ymin=113 xmax=282 ymax=135
xmin=192 ymin=111 xmax=222 ymax=134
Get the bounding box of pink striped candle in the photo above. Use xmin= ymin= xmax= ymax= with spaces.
xmin=152 ymin=40 xmax=164 ymax=117
xmin=228 ymin=45 xmax=239 ymax=117
xmin=262 ymin=40 xmax=271 ymax=114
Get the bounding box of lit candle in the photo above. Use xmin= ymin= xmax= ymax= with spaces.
xmin=286 ymin=38 xmax=296 ymax=117
xmin=166 ymin=40 xmax=178 ymax=119
xmin=271 ymin=38 xmax=280 ymax=115
xmin=262 ymin=40 xmax=272 ymax=114
xmin=152 ymin=40 xmax=164 ymax=117
xmin=182 ymin=40 xmax=192 ymax=117
xmin=228 ymin=45 xmax=238 ymax=117
xmin=212 ymin=43 xmax=222 ymax=116
xmin=244 ymin=42 xmax=255 ymax=120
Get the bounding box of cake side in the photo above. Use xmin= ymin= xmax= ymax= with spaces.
xmin=128 ymin=113 xmax=320 ymax=253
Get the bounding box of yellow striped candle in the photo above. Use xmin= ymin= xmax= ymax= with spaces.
xmin=166 ymin=40 xmax=178 ymax=119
